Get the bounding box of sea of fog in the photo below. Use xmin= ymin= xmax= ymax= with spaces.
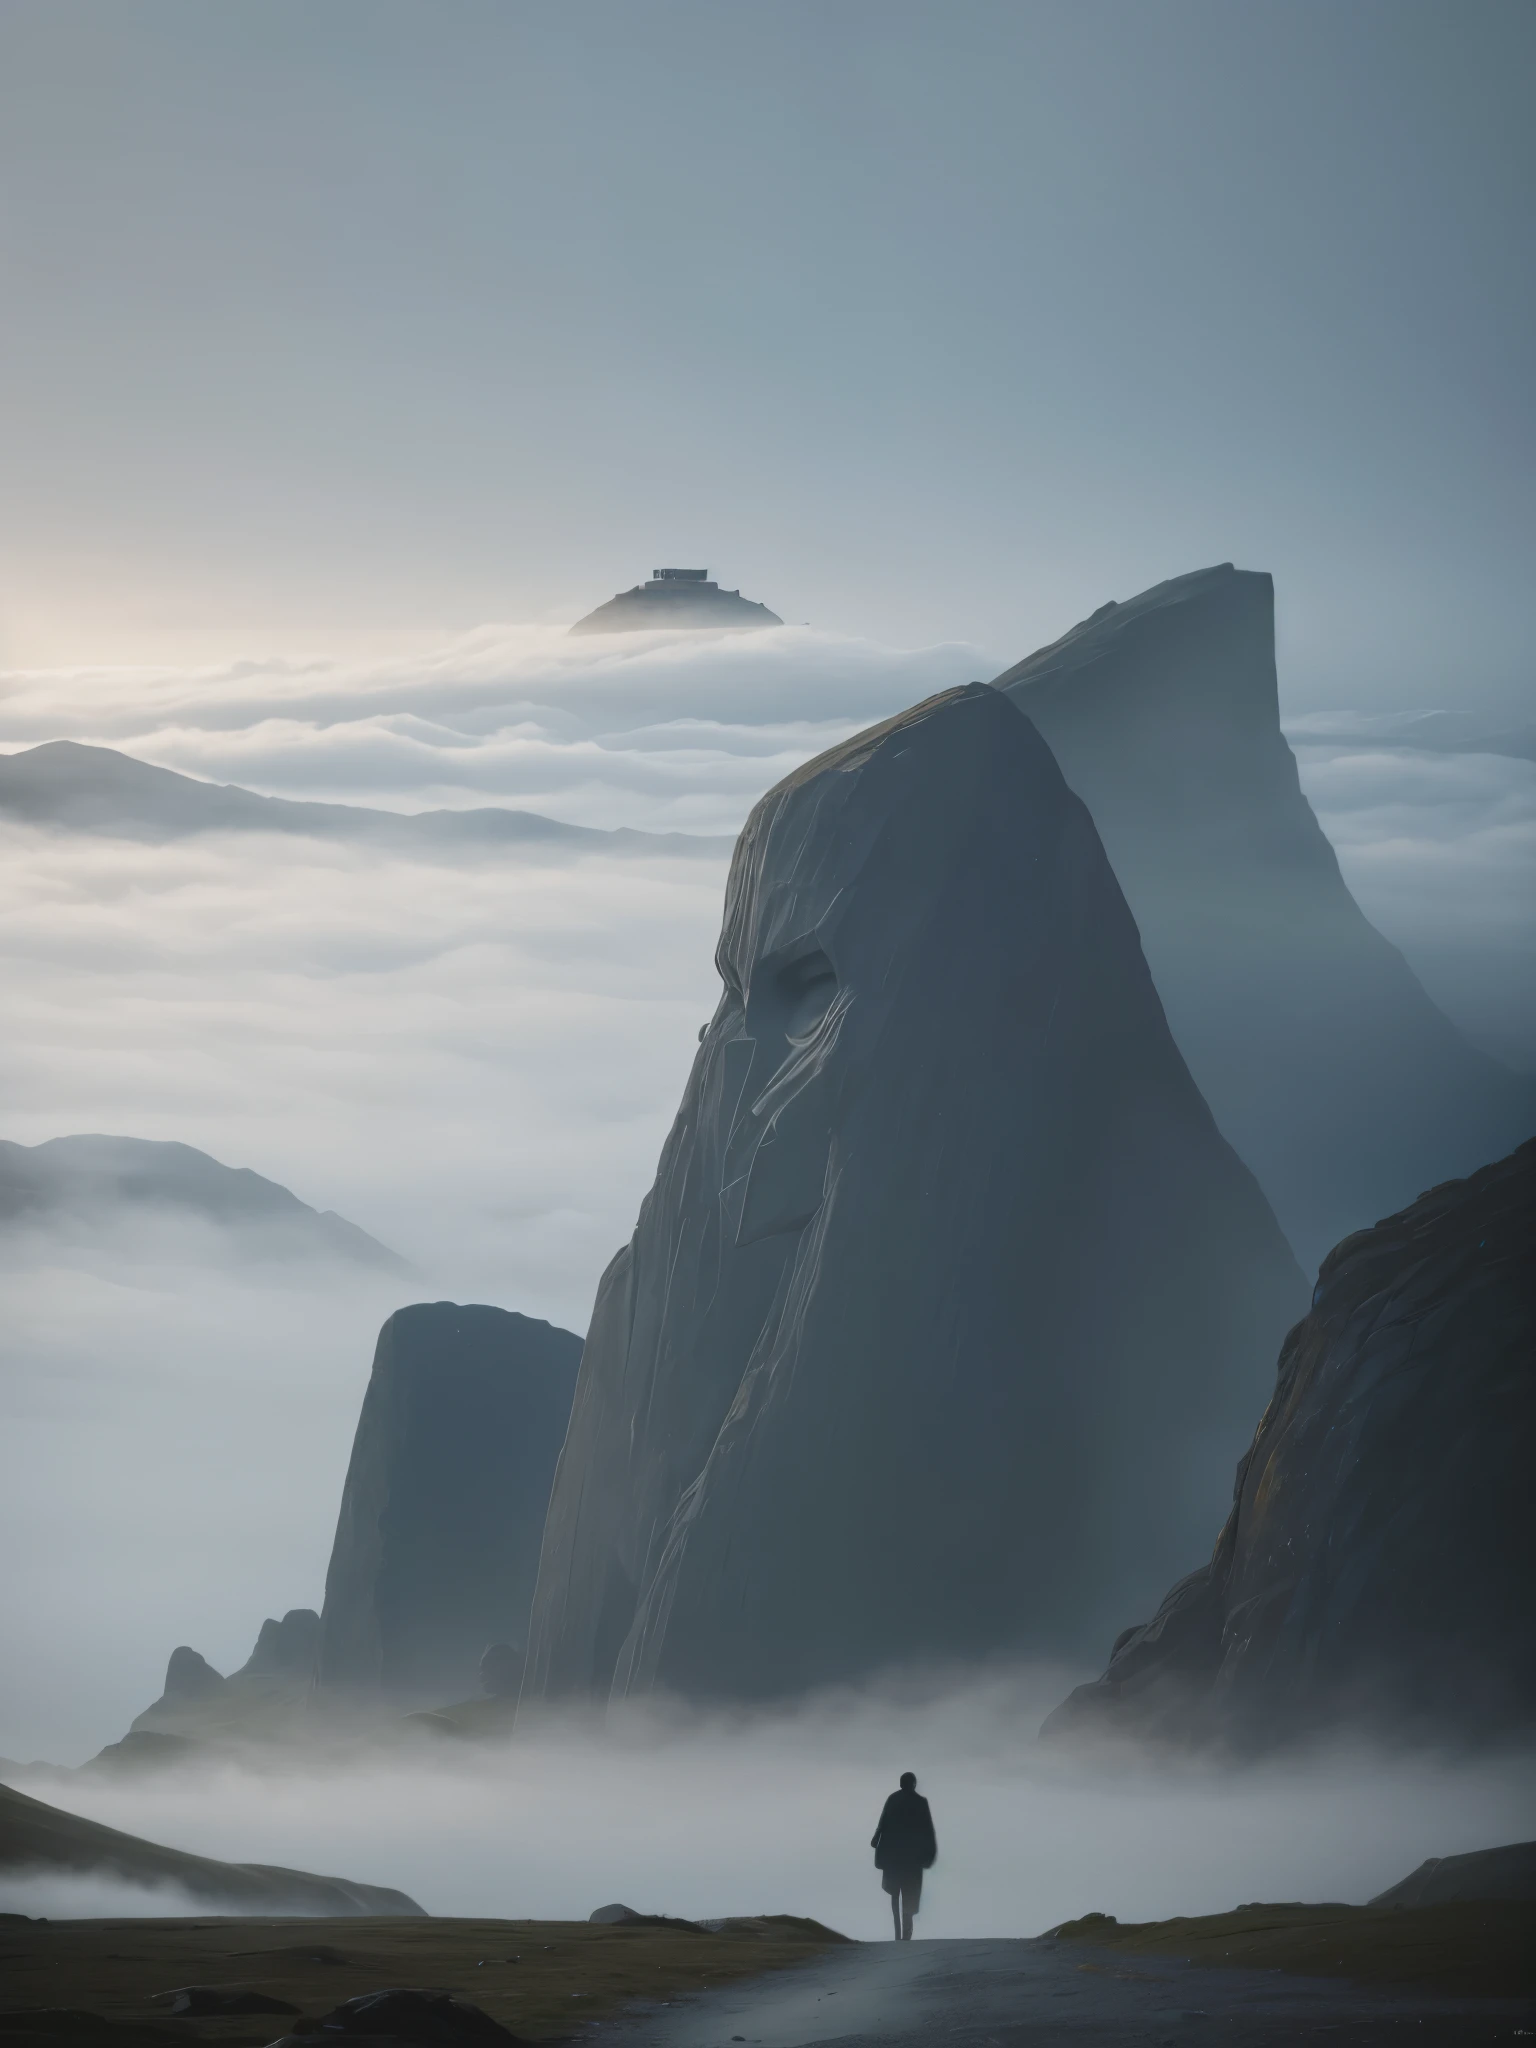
xmin=4 ymin=1684 xmax=1534 ymax=1937
xmin=1 ymin=623 xmax=1532 ymax=1765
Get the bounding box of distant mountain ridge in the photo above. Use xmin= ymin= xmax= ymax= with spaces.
xmin=0 ymin=1133 xmax=407 ymax=1271
xmin=0 ymin=1778 xmax=423 ymax=1913
xmin=0 ymin=740 xmax=730 ymax=854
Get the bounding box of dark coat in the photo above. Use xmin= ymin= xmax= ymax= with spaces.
xmin=871 ymin=1787 xmax=937 ymax=1873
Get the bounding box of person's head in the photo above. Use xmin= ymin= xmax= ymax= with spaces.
xmin=900 ymin=1771 xmax=917 ymax=1791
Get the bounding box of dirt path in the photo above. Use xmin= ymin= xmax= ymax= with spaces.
xmin=595 ymin=1934 xmax=1534 ymax=2047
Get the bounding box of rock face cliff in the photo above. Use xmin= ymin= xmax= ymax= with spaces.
xmin=521 ymin=685 xmax=1306 ymax=1706
xmin=993 ymin=566 xmax=1534 ymax=1272
xmin=319 ymin=1302 xmax=581 ymax=1707
xmin=1043 ymin=1139 xmax=1535 ymax=1749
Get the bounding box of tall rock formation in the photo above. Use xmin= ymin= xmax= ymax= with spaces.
xmin=319 ymin=1303 xmax=581 ymax=1707
xmin=521 ymin=685 xmax=1306 ymax=1707
xmin=992 ymin=566 xmax=1534 ymax=1271
xmin=1044 ymin=1139 xmax=1536 ymax=1749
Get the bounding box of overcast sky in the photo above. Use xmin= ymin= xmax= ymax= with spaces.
xmin=2 ymin=0 xmax=1533 ymax=706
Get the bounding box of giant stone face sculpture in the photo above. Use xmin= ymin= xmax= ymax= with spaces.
xmin=522 ymin=686 xmax=1306 ymax=1706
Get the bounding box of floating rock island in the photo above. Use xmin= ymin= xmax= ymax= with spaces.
xmin=570 ymin=566 xmax=782 ymax=634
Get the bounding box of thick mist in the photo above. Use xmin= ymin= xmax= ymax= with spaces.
xmin=6 ymin=1685 xmax=1533 ymax=1936
xmin=1 ymin=626 xmax=1531 ymax=1761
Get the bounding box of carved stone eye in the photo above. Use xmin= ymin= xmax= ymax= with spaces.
xmin=778 ymin=949 xmax=837 ymax=1042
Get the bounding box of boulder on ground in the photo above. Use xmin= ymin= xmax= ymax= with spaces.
xmin=158 ymin=1988 xmax=298 ymax=2016
xmin=276 ymin=1990 xmax=522 ymax=2046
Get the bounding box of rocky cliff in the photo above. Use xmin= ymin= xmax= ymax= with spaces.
xmin=521 ymin=685 xmax=1306 ymax=1706
xmin=1043 ymin=1138 xmax=1535 ymax=1749
xmin=125 ymin=1611 xmax=321 ymax=1745
xmin=318 ymin=1302 xmax=581 ymax=1707
xmin=993 ymin=566 xmax=1534 ymax=1271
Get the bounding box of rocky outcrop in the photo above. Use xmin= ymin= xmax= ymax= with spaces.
xmin=570 ymin=568 xmax=781 ymax=634
xmin=0 ymin=1779 xmax=423 ymax=1914
xmin=521 ymin=685 xmax=1306 ymax=1705
xmin=159 ymin=1646 xmax=225 ymax=1704
xmin=993 ymin=566 xmax=1535 ymax=1272
xmin=319 ymin=1303 xmax=581 ymax=1708
xmin=126 ymin=1611 xmax=321 ymax=1745
xmin=1043 ymin=1140 xmax=1535 ymax=1749
xmin=234 ymin=1606 xmax=321 ymax=1679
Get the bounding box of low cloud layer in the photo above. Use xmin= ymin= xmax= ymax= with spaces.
xmin=0 ymin=626 xmax=983 ymax=834
xmin=0 ymin=624 xmax=1530 ymax=1763
xmin=9 ymin=1688 xmax=1534 ymax=1938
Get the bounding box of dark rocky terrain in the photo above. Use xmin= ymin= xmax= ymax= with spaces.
xmin=993 ymin=565 xmax=1535 ymax=1271
xmin=0 ymin=1135 xmax=405 ymax=1271
xmin=0 ymin=1912 xmax=843 ymax=2048
xmin=522 ymin=684 xmax=1306 ymax=1705
xmin=319 ymin=1304 xmax=582 ymax=1708
xmin=0 ymin=742 xmax=726 ymax=855
xmin=1044 ymin=1139 xmax=1535 ymax=1748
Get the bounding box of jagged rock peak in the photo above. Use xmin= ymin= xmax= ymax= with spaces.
xmin=162 ymin=1646 xmax=225 ymax=1700
xmin=521 ymin=683 xmax=1305 ymax=1706
xmin=991 ymin=566 xmax=1534 ymax=1271
xmin=235 ymin=1608 xmax=321 ymax=1679
xmin=1043 ymin=1137 xmax=1536 ymax=1750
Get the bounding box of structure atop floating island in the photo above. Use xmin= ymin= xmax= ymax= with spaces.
xmin=570 ymin=567 xmax=783 ymax=634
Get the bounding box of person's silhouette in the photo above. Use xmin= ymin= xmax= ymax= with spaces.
xmin=870 ymin=1771 xmax=937 ymax=1940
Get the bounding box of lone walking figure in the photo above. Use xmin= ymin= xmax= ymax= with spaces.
xmin=871 ymin=1771 xmax=937 ymax=1940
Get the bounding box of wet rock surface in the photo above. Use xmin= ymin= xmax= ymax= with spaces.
xmin=993 ymin=564 xmax=1535 ymax=1272
xmin=523 ymin=684 xmax=1305 ymax=1704
xmin=1045 ymin=1139 xmax=1536 ymax=1748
